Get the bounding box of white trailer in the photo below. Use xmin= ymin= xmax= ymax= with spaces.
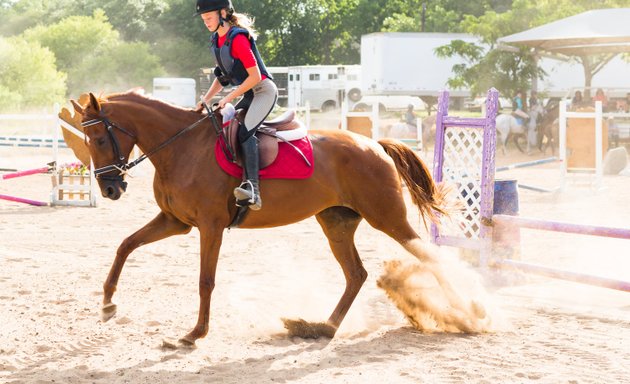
xmin=287 ymin=65 xmax=361 ymax=111
xmin=152 ymin=78 xmax=197 ymax=108
xmin=360 ymin=32 xmax=477 ymax=100
xmin=362 ymin=32 xmax=630 ymax=108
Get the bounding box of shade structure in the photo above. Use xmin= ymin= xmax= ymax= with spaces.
xmin=498 ymin=8 xmax=630 ymax=56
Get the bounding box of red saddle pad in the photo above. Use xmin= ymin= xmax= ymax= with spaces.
xmin=215 ymin=136 xmax=314 ymax=179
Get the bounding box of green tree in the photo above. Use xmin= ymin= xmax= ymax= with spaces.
xmin=0 ymin=0 xmax=170 ymax=41
xmin=151 ymin=0 xmax=210 ymax=78
xmin=0 ymin=36 xmax=66 ymax=111
xmin=0 ymin=0 xmax=94 ymax=36
xmin=85 ymin=0 xmax=169 ymax=42
xmin=22 ymin=10 xmax=164 ymax=97
xmin=22 ymin=10 xmax=119 ymax=74
xmin=74 ymin=42 xmax=165 ymax=93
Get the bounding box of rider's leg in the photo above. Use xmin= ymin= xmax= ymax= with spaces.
xmin=233 ymin=79 xmax=277 ymax=210
xmin=234 ymin=127 xmax=262 ymax=210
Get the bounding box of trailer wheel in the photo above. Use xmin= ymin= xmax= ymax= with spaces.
xmin=347 ymin=88 xmax=362 ymax=102
xmin=321 ymin=100 xmax=336 ymax=112
xmin=352 ymin=103 xmax=369 ymax=112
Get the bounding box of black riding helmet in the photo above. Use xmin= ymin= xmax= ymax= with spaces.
xmin=194 ymin=0 xmax=232 ymax=16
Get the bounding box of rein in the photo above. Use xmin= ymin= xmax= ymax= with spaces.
xmin=204 ymin=103 xmax=238 ymax=162
xmin=81 ymin=106 xmax=218 ymax=178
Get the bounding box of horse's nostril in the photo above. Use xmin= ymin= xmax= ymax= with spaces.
xmin=106 ymin=185 xmax=116 ymax=197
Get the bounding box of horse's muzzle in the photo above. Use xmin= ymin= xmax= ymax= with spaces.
xmin=101 ymin=179 xmax=128 ymax=200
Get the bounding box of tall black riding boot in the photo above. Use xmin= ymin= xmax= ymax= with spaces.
xmin=234 ymin=135 xmax=262 ymax=210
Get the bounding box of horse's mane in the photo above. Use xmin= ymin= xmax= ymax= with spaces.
xmin=100 ymin=90 xmax=195 ymax=114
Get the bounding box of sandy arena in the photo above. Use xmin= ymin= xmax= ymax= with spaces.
xmin=1 ymin=140 xmax=630 ymax=383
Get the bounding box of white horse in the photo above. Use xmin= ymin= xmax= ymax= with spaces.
xmin=495 ymin=103 xmax=543 ymax=154
xmin=384 ymin=115 xmax=436 ymax=152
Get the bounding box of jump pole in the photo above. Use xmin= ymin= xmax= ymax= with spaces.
xmin=0 ymin=194 xmax=48 ymax=206
xmin=495 ymin=157 xmax=560 ymax=172
xmin=491 ymin=208 xmax=630 ymax=293
xmin=1 ymin=164 xmax=54 ymax=206
xmin=495 ymin=259 xmax=630 ymax=292
xmin=493 ymin=214 xmax=630 ymax=240
xmin=496 ymin=157 xmax=561 ymax=193
xmin=0 ymin=166 xmax=51 ymax=181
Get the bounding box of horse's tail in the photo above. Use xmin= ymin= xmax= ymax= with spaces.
xmin=379 ymin=138 xmax=452 ymax=227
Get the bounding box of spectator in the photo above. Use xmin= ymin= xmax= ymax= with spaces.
xmin=571 ymin=90 xmax=583 ymax=109
xmin=404 ymin=104 xmax=417 ymax=128
xmin=593 ymin=88 xmax=608 ymax=111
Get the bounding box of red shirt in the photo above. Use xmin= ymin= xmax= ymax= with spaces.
xmin=217 ymin=29 xmax=267 ymax=80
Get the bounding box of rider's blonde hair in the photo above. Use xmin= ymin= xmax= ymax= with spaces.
xmin=225 ymin=9 xmax=258 ymax=39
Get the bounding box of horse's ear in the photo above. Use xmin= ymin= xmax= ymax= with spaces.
xmin=89 ymin=92 xmax=101 ymax=112
xmin=70 ymin=99 xmax=84 ymax=115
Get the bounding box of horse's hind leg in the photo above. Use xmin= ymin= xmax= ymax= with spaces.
xmin=102 ymin=212 xmax=191 ymax=321
xmin=284 ymin=207 xmax=365 ymax=338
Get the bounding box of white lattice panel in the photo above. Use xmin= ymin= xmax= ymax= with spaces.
xmin=439 ymin=126 xmax=484 ymax=239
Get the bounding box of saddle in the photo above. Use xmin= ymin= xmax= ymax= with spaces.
xmin=222 ymin=109 xmax=309 ymax=168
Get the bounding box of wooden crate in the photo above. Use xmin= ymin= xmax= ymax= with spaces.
xmin=566 ymin=116 xmax=608 ymax=170
xmin=52 ymin=170 xmax=91 ymax=200
xmin=346 ymin=116 xmax=372 ymax=137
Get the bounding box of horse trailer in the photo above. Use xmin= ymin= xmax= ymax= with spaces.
xmin=287 ymin=65 xmax=361 ymax=111
xmin=199 ymin=63 xmax=424 ymax=112
xmin=152 ymin=78 xmax=197 ymax=108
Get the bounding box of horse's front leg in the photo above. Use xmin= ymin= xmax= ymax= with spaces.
xmin=179 ymin=224 xmax=223 ymax=346
xmin=102 ymin=212 xmax=191 ymax=321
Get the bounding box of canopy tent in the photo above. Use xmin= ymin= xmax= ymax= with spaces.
xmin=497 ymin=8 xmax=630 ymax=96
xmin=498 ymin=8 xmax=630 ymax=56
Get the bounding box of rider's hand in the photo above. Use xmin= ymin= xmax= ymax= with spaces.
xmin=217 ymin=97 xmax=229 ymax=109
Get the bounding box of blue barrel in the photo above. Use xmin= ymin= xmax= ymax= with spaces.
xmin=494 ymin=179 xmax=519 ymax=215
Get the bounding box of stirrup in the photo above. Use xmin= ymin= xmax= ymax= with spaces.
xmin=234 ymin=180 xmax=261 ymax=210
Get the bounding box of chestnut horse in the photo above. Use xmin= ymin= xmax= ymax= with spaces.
xmin=72 ymin=90 xmax=452 ymax=346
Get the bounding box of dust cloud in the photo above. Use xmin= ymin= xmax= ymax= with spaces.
xmin=377 ymin=241 xmax=505 ymax=333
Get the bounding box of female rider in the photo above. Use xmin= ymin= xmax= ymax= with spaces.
xmin=196 ymin=0 xmax=277 ymax=211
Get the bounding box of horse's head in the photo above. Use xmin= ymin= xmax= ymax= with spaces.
xmin=71 ymin=93 xmax=136 ymax=200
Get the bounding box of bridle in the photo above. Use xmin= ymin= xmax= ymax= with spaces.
xmin=81 ymin=103 xmax=224 ymax=180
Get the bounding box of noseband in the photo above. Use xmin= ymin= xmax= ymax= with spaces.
xmin=81 ymin=106 xmax=220 ymax=180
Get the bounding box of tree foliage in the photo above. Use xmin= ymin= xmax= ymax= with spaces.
xmin=0 ymin=0 xmax=628 ymax=110
xmin=436 ymin=0 xmax=630 ymax=98
xmin=0 ymin=37 xmax=66 ymax=111
xmin=22 ymin=10 xmax=164 ymax=98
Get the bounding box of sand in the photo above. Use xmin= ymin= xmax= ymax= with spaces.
xmin=1 ymin=142 xmax=630 ymax=384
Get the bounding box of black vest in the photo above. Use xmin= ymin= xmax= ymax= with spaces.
xmin=211 ymin=27 xmax=272 ymax=86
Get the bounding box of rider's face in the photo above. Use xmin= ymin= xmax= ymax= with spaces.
xmin=201 ymin=10 xmax=221 ymax=32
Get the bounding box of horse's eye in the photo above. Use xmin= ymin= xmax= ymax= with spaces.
xmin=96 ymin=137 xmax=107 ymax=147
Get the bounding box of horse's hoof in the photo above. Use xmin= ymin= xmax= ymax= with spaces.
xmin=161 ymin=338 xmax=196 ymax=350
xmin=282 ymin=318 xmax=337 ymax=339
xmin=177 ymin=336 xmax=197 ymax=348
xmin=101 ymin=303 xmax=117 ymax=322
